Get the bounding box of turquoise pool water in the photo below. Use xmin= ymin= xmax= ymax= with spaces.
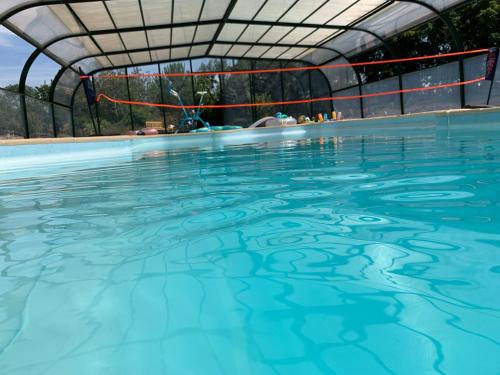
xmin=1 ymin=130 xmax=500 ymax=374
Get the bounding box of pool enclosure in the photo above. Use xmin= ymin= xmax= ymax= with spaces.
xmin=0 ymin=0 xmax=499 ymax=138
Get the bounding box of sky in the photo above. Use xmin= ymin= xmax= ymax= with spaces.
xmin=0 ymin=26 xmax=60 ymax=89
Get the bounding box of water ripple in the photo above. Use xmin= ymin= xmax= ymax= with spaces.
xmin=0 ymin=134 xmax=499 ymax=374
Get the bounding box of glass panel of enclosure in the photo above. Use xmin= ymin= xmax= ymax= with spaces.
xmin=0 ymin=88 xmax=24 ymax=139
xmin=361 ymin=76 xmax=401 ymax=118
xmin=402 ymin=61 xmax=461 ymax=114
xmin=310 ymin=70 xmax=331 ymax=117
xmin=281 ymin=61 xmax=311 ymax=120
xmin=54 ymin=104 xmax=72 ymax=137
xmin=54 ymin=69 xmax=81 ymax=107
xmin=321 ymin=57 xmax=359 ymax=92
xmin=191 ymin=58 xmax=224 ymax=127
xmin=160 ymin=60 xmax=194 ymax=130
xmin=25 ymin=96 xmax=53 ymax=138
xmin=333 ymin=86 xmax=362 ymax=119
xmin=490 ymin=66 xmax=500 ymax=106
xmin=222 ymin=59 xmax=252 ymax=127
xmin=94 ymin=69 xmax=132 ymax=135
xmin=252 ymin=60 xmax=283 ymax=121
xmin=464 ymin=54 xmax=488 ymax=107
xmin=26 ymin=54 xmax=60 ymax=97
xmin=128 ymin=64 xmax=163 ymax=130
xmin=464 ymin=53 xmax=499 ymax=107
xmin=73 ymin=85 xmax=96 ymax=137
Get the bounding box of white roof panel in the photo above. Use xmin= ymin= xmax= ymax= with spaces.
xmin=151 ymin=49 xmax=171 ymax=61
xmin=280 ymin=0 xmax=329 ymax=23
xmin=172 ymin=26 xmax=197 ymax=45
xmin=227 ymin=44 xmax=252 ymax=57
xmin=147 ymin=29 xmax=171 ymax=48
xmin=305 ymin=0 xmax=357 ymax=24
xmin=254 ymin=0 xmax=298 ymax=22
xmin=141 ymin=0 xmax=172 ymax=26
xmin=108 ymin=54 xmax=133 ymax=66
xmin=130 ymin=51 xmax=151 ymax=64
xmin=121 ymin=31 xmax=148 ymax=50
xmin=170 ymin=46 xmax=191 ymax=59
xmin=94 ymin=34 xmax=125 ymax=52
xmin=237 ymin=25 xmax=270 ymax=43
xmin=211 ymin=44 xmax=232 ymax=56
xmin=244 ymin=45 xmax=271 ymax=58
xmin=218 ymin=23 xmax=247 ymax=41
xmin=229 ymin=0 xmax=266 ymax=20
xmin=71 ymin=2 xmax=115 ymax=31
xmin=106 ymin=0 xmax=143 ymax=28
xmin=173 ymin=0 xmax=204 ymax=23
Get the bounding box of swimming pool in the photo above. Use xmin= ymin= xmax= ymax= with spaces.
xmin=1 ymin=111 xmax=499 ymax=374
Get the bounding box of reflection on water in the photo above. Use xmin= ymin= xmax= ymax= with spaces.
xmin=0 ymin=135 xmax=500 ymax=374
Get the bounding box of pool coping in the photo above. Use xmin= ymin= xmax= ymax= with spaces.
xmin=1 ymin=106 xmax=499 ymax=146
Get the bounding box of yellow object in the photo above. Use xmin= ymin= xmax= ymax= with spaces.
xmin=332 ymin=111 xmax=337 ymax=120
xmin=145 ymin=121 xmax=164 ymax=130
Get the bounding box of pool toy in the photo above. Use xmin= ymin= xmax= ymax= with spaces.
xmin=249 ymin=114 xmax=297 ymax=128
xmin=167 ymin=81 xmax=211 ymax=132
xmin=190 ymin=125 xmax=242 ymax=133
xmin=168 ymin=81 xmax=242 ymax=133
xmin=127 ymin=128 xmax=159 ymax=136
xmin=317 ymin=113 xmax=324 ymax=122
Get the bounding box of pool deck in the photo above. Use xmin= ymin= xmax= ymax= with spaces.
xmin=1 ymin=106 xmax=499 ymax=146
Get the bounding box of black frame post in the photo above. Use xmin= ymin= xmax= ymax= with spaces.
xmin=91 ymin=78 xmax=102 ymax=135
xmin=125 ymin=67 xmax=134 ymax=130
xmin=157 ymin=63 xmax=168 ymax=131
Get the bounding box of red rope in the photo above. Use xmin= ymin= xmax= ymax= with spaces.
xmin=82 ymin=49 xmax=488 ymax=79
xmin=96 ymin=77 xmax=485 ymax=109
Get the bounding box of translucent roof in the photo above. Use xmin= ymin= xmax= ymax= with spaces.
xmin=0 ymin=0 xmax=466 ymax=106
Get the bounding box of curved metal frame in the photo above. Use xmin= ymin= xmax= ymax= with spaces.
xmin=1 ymin=0 xmax=471 ymax=137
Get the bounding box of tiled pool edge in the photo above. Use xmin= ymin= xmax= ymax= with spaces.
xmin=2 ymin=107 xmax=499 ymax=146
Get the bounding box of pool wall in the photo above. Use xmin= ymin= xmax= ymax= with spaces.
xmin=1 ymin=107 xmax=499 ymax=180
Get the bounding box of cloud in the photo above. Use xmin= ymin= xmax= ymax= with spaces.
xmin=0 ymin=26 xmax=13 ymax=47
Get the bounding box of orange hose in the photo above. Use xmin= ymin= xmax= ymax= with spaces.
xmin=96 ymin=77 xmax=485 ymax=109
xmin=82 ymin=49 xmax=489 ymax=79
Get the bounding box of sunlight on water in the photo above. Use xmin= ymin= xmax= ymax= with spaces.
xmin=0 ymin=134 xmax=499 ymax=374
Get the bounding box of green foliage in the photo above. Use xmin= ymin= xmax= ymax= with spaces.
xmin=3 ymin=82 xmax=51 ymax=101
xmin=450 ymin=0 xmax=500 ymax=49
